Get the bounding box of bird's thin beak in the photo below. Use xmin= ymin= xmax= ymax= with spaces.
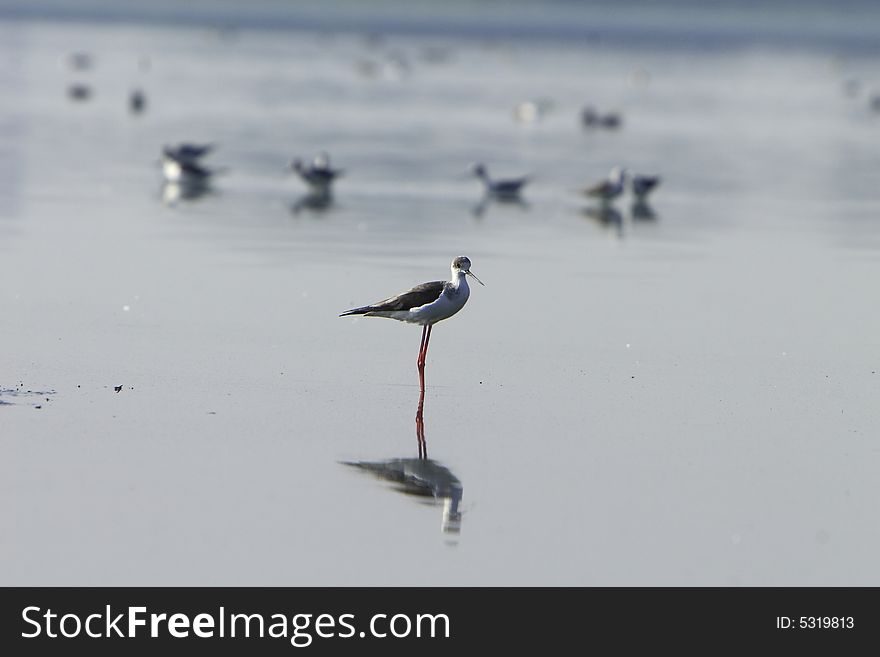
xmin=466 ymin=270 xmax=485 ymax=286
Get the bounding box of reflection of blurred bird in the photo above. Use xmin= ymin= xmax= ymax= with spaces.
xmin=161 ymin=180 xmax=213 ymax=206
xmin=471 ymin=163 xmax=529 ymax=199
xmin=291 ymin=152 xmax=344 ymax=192
xmin=291 ymin=188 xmax=333 ymax=215
xmin=129 ymin=88 xmax=146 ymax=114
xmin=630 ymin=200 xmax=657 ymax=221
xmin=582 ymin=205 xmax=625 ymax=238
xmin=471 ymin=195 xmax=529 ymax=219
xmin=343 ymin=458 xmax=463 ymax=534
xmin=582 ymin=166 xmax=626 ymax=203
xmin=513 ymin=98 xmax=554 ymax=124
xmin=581 ymin=105 xmax=622 ymax=129
xmin=67 ymin=83 xmax=92 ymax=101
xmin=631 ymin=174 xmax=661 ymax=202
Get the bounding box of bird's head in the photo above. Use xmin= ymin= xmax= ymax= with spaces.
xmin=452 ymin=256 xmax=484 ymax=286
xmin=470 ymin=163 xmax=488 ymax=179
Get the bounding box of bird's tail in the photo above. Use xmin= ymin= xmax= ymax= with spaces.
xmin=339 ymin=305 xmax=373 ymax=317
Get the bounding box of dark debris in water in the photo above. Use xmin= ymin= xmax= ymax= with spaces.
xmin=1 ymin=386 xmax=57 ymax=407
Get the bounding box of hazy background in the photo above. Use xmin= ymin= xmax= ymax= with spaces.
xmin=2 ymin=0 xmax=879 ymax=585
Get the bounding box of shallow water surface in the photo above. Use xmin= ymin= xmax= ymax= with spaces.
xmin=2 ymin=7 xmax=880 ymax=585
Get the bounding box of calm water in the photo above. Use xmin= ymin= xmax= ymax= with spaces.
xmin=2 ymin=2 xmax=880 ymax=585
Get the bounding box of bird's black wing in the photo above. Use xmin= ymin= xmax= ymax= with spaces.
xmin=495 ymin=178 xmax=528 ymax=194
xmin=340 ymin=281 xmax=445 ymax=316
xmin=178 ymin=143 xmax=213 ymax=160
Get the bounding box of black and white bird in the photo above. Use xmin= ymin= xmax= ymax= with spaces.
xmin=630 ymin=174 xmax=661 ymax=202
xmin=160 ymin=143 xmax=223 ymax=184
xmin=160 ymin=157 xmax=216 ymax=185
xmin=582 ymin=166 xmax=627 ymax=203
xmin=163 ymin=143 xmax=214 ymax=164
xmin=581 ymin=106 xmax=622 ymax=129
xmin=290 ymin=152 xmax=344 ymax=192
xmin=340 ymin=256 xmax=483 ymax=392
xmin=471 ymin=163 xmax=529 ymax=199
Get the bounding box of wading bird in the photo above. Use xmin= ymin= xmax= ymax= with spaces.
xmin=471 ymin=163 xmax=529 ymax=200
xmin=339 ymin=256 xmax=483 ymax=392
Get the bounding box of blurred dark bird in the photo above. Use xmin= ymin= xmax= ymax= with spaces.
xmin=67 ymin=83 xmax=92 ymax=101
xmin=161 ymin=157 xmax=217 ymax=184
xmin=129 ymin=88 xmax=146 ymax=114
xmin=870 ymin=94 xmax=880 ymax=112
xmin=471 ymin=163 xmax=529 ymax=199
xmin=631 ymin=174 xmax=661 ymax=202
xmin=290 ymin=152 xmax=344 ymax=192
xmin=163 ymin=143 xmax=215 ymax=164
xmin=581 ymin=105 xmax=622 ymax=129
xmin=66 ymin=52 xmax=93 ymax=71
xmin=582 ymin=166 xmax=626 ymax=203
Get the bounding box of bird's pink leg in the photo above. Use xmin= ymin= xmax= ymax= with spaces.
xmin=416 ymin=386 xmax=427 ymax=459
xmin=417 ymin=325 xmax=428 ymax=392
xmin=416 ymin=325 xmax=428 ymax=369
xmin=423 ymin=324 xmax=432 ymax=362
xmin=417 ymin=324 xmax=432 ymax=393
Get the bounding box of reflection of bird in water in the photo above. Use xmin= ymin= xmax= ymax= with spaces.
xmin=471 ymin=163 xmax=529 ymax=200
xmin=67 ymin=83 xmax=92 ymax=101
xmin=290 ymin=152 xmax=344 ymax=193
xmin=342 ymin=389 xmax=463 ymax=535
xmin=471 ymin=194 xmax=530 ymax=219
xmin=343 ymin=457 xmax=463 ymax=535
xmin=129 ymin=88 xmax=146 ymax=114
xmin=630 ymin=173 xmax=661 ymax=203
xmin=581 ymin=105 xmax=622 ymax=129
xmin=581 ymin=204 xmax=625 ymax=238
xmin=581 ymin=166 xmax=626 ymax=205
xmin=290 ymin=188 xmax=334 ymax=215
xmin=630 ymin=199 xmax=657 ymax=222
xmin=161 ymin=180 xmax=214 ymax=206
xmin=340 ymin=257 xmax=483 ymax=394
xmin=513 ymin=98 xmax=554 ymax=124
